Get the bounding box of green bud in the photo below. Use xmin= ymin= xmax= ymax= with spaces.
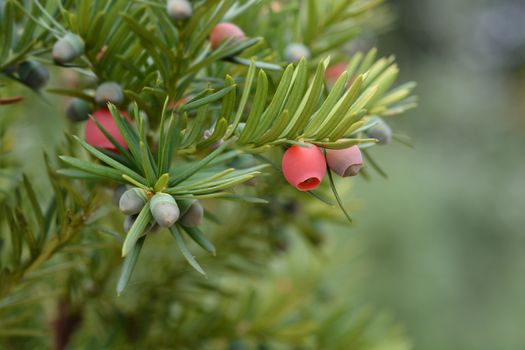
xmin=119 ymin=188 xmax=147 ymax=215
xmin=66 ymin=98 xmax=91 ymax=122
xmin=17 ymin=60 xmax=49 ymax=90
xmin=150 ymin=193 xmax=180 ymax=227
xmin=95 ymin=81 xmax=124 ymax=106
xmin=179 ymin=200 xmax=203 ymax=227
xmin=166 ymin=0 xmax=192 ymax=20
xmin=366 ymin=117 xmax=392 ymax=145
xmin=52 ymin=32 xmax=85 ymax=64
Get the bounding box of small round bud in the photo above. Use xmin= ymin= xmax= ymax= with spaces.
xmin=150 ymin=193 xmax=180 ymax=227
xmin=235 ymin=122 xmax=246 ymax=135
xmin=95 ymin=81 xmax=124 ymax=106
xmin=325 ymin=145 xmax=363 ymax=177
xmin=281 ymin=144 xmax=326 ymax=191
xmin=179 ymin=200 xmax=203 ymax=227
xmin=66 ymin=98 xmax=91 ymax=122
xmin=85 ymin=108 xmax=131 ymax=150
xmin=366 ymin=117 xmax=392 ymax=145
xmin=52 ymin=32 xmax=85 ymax=64
xmin=210 ymin=22 xmax=246 ymax=49
xmin=166 ymin=0 xmax=192 ymax=20
xmin=113 ymin=184 xmax=128 ymax=206
xmin=17 ymin=60 xmax=49 ymax=90
xmin=284 ymin=43 xmax=310 ymax=62
xmin=119 ymin=188 xmax=147 ymax=215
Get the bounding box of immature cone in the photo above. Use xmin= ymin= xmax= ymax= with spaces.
xmin=85 ymin=108 xmax=131 ymax=150
xmin=210 ymin=22 xmax=246 ymax=49
xmin=166 ymin=0 xmax=192 ymax=20
xmin=150 ymin=193 xmax=180 ymax=227
xmin=324 ymin=62 xmax=348 ymax=88
xmin=325 ymin=146 xmax=363 ymax=177
xmin=180 ymin=200 xmax=204 ymax=227
xmin=17 ymin=60 xmax=49 ymax=89
xmin=52 ymin=32 xmax=85 ymax=64
xmin=119 ymin=188 xmax=147 ymax=215
xmin=284 ymin=43 xmax=310 ymax=62
xmin=95 ymin=82 xmax=124 ymax=106
xmin=281 ymin=144 xmax=326 ymax=191
xmin=366 ymin=117 xmax=392 ymax=145
xmin=66 ymin=98 xmax=91 ymax=122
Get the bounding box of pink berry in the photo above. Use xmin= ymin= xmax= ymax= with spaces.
xmin=210 ymin=23 xmax=245 ymax=49
xmin=85 ymin=109 xmax=131 ymax=151
xmin=281 ymin=144 xmax=326 ymax=191
xmin=325 ymin=146 xmax=363 ymax=177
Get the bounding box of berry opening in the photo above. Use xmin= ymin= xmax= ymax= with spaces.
xmin=297 ymin=177 xmax=320 ymax=191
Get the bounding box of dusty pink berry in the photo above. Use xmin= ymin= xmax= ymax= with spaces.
xmin=325 ymin=146 xmax=363 ymax=177
xmin=281 ymin=144 xmax=326 ymax=191
xmin=85 ymin=109 xmax=130 ymax=151
xmin=210 ymin=23 xmax=245 ymax=49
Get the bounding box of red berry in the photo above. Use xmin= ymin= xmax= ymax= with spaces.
xmin=281 ymin=144 xmax=326 ymax=191
xmin=325 ymin=146 xmax=363 ymax=177
xmin=85 ymin=109 xmax=131 ymax=151
xmin=210 ymin=23 xmax=245 ymax=49
xmin=324 ymin=62 xmax=348 ymax=88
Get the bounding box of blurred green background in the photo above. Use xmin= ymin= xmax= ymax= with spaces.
xmin=340 ymin=0 xmax=525 ymax=349
xmin=3 ymin=0 xmax=525 ymax=348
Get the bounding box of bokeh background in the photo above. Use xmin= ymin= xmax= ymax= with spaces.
xmin=342 ymin=0 xmax=525 ymax=349
xmin=2 ymin=0 xmax=525 ymax=348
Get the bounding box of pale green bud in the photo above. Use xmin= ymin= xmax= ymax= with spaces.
xmin=366 ymin=117 xmax=392 ymax=145
xmin=66 ymin=98 xmax=91 ymax=122
xmin=166 ymin=0 xmax=192 ymax=20
xmin=119 ymin=188 xmax=147 ymax=215
xmin=150 ymin=193 xmax=180 ymax=227
xmin=284 ymin=43 xmax=310 ymax=62
xmin=95 ymin=81 xmax=124 ymax=106
xmin=53 ymin=32 xmax=85 ymax=64
xmin=179 ymin=200 xmax=203 ymax=227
